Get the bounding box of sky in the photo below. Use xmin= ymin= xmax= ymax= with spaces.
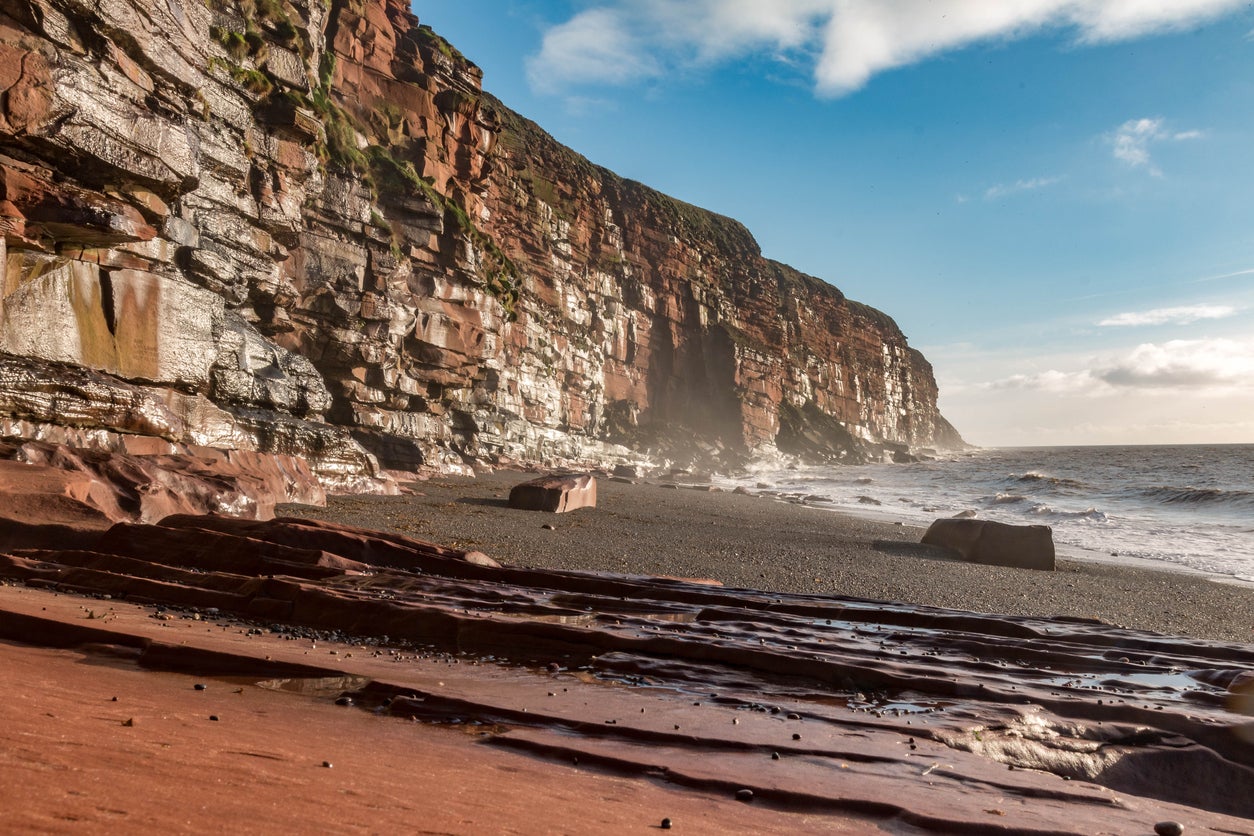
xmin=416 ymin=1 xmax=1254 ymax=448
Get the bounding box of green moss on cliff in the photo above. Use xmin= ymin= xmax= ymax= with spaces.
xmin=415 ymin=24 xmax=467 ymax=64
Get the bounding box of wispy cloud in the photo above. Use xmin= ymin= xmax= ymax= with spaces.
xmin=527 ymin=1 xmax=1251 ymax=97
xmin=527 ymin=8 xmax=661 ymax=93
xmin=986 ymin=369 xmax=1104 ymax=395
xmin=1098 ymin=304 xmax=1238 ymax=327
xmin=983 ymin=176 xmax=1063 ymax=201
xmin=1108 ymin=117 xmax=1204 ymax=176
xmin=1192 ymin=267 xmax=1254 ymax=284
xmin=984 ymin=338 xmax=1254 ymax=394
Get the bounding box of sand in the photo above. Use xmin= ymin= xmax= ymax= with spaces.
xmin=0 ymin=586 xmax=864 ymax=835
xmin=281 ymin=470 xmax=1254 ymax=645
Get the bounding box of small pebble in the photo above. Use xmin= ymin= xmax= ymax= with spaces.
xmin=771 ymin=752 xmax=780 ymax=760
xmin=322 ymin=761 xmax=333 ymax=769
xmin=660 ymin=818 xmax=672 ymax=830
xmin=209 ymin=715 xmax=220 ymax=722
xmin=792 ymin=733 xmax=801 ymax=740
xmin=111 ymin=696 xmax=118 ymax=702
xmin=122 ymin=718 xmax=134 ymax=727
xmin=734 ymin=789 xmax=754 ymax=802
xmin=1154 ymin=823 xmax=1184 ymax=836
xmin=335 ymin=697 xmax=353 ymax=707
xmin=786 ymin=713 xmax=801 ymax=720
xmin=194 ymin=683 xmax=207 ymax=691
xmin=541 ymin=524 xmax=555 ymax=530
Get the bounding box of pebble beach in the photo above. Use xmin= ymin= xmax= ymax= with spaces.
xmin=281 ymin=470 xmax=1254 ymax=645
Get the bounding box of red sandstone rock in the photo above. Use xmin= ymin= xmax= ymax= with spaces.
xmin=0 ymin=0 xmax=961 ymax=485
xmin=508 ymin=473 xmax=597 ymax=513
xmin=0 ymin=516 xmax=1249 ymax=830
xmin=921 ymin=518 xmax=1056 ymax=571
xmin=0 ymin=441 xmax=327 ymax=550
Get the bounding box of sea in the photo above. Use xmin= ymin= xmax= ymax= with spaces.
xmin=718 ymin=445 xmax=1254 ymax=585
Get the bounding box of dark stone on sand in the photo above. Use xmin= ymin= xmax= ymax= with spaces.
xmin=194 ymin=683 xmax=207 ymax=691
xmin=921 ymin=518 xmax=1055 ymax=571
xmin=335 ymin=697 xmax=353 ymax=706
xmin=209 ymin=715 xmax=219 ymax=721
xmin=1154 ymin=823 xmax=1184 ymax=836
xmin=322 ymin=761 xmax=333 ymax=768
xmin=735 ymin=789 xmax=754 ymax=802
xmin=771 ymin=752 xmax=780 ymax=760
xmin=508 ymin=474 xmax=597 ymax=513
xmin=660 ymin=818 xmax=672 ymax=830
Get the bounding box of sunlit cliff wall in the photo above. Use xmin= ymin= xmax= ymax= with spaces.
xmin=0 ymin=0 xmax=962 ymax=482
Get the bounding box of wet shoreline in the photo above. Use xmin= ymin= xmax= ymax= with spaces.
xmin=281 ymin=470 xmax=1254 ymax=645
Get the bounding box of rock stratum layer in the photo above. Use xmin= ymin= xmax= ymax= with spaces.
xmin=0 ymin=0 xmax=962 ymax=484
xmin=0 ymin=517 xmax=1250 ymax=832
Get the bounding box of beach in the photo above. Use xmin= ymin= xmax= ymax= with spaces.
xmin=282 ymin=470 xmax=1254 ymax=645
xmin=4 ymin=470 xmax=1252 ymax=832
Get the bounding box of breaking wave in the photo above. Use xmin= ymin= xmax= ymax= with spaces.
xmin=1140 ymin=486 xmax=1254 ymax=510
xmin=1027 ymin=505 xmax=1108 ymax=522
xmin=1012 ymin=472 xmax=1087 ymax=490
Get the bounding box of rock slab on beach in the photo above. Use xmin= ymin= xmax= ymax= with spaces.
xmin=0 ymin=514 xmax=1251 ymax=831
xmin=921 ymin=518 xmax=1056 ymax=571
xmin=508 ymin=474 xmax=597 ymax=513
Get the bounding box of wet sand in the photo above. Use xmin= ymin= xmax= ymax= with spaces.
xmin=282 ymin=470 xmax=1254 ymax=645
xmin=0 ymin=587 xmax=860 ymax=835
xmin=4 ymin=506 xmax=1251 ymax=831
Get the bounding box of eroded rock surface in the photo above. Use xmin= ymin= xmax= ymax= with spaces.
xmin=0 ymin=439 xmax=325 ymax=548
xmin=0 ymin=0 xmax=962 ymax=482
xmin=0 ymin=516 xmax=1250 ymax=831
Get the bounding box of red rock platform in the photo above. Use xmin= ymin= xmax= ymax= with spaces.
xmin=0 ymin=516 xmax=1251 ymax=833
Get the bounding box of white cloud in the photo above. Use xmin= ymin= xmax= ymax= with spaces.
xmin=1098 ymin=304 xmax=1238 ymax=327
xmin=983 ymin=337 xmax=1254 ymax=394
xmin=983 ymin=176 xmax=1063 ymax=200
xmin=1108 ymin=117 xmax=1204 ymax=175
xmin=1098 ymin=338 xmax=1254 ymax=388
xmin=528 ymin=0 xmax=1251 ymax=96
xmin=986 ymin=369 xmax=1106 ymax=394
xmin=526 ymin=8 xmax=662 ymax=93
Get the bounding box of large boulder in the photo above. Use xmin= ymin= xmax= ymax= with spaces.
xmin=508 ymin=473 xmax=597 ymax=513
xmin=921 ymin=518 xmax=1055 ymax=571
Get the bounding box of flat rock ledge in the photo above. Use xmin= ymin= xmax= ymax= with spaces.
xmin=0 ymin=515 xmax=1251 ymax=831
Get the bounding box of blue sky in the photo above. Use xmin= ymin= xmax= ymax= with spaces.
xmin=417 ymin=1 xmax=1254 ymax=447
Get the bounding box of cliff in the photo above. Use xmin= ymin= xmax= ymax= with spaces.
xmin=0 ymin=0 xmax=962 ymax=485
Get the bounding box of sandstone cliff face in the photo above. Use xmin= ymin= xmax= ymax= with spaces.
xmin=0 ymin=0 xmax=961 ymax=484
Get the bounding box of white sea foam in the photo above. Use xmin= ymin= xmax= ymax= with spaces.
xmin=720 ymin=444 xmax=1254 ymax=583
